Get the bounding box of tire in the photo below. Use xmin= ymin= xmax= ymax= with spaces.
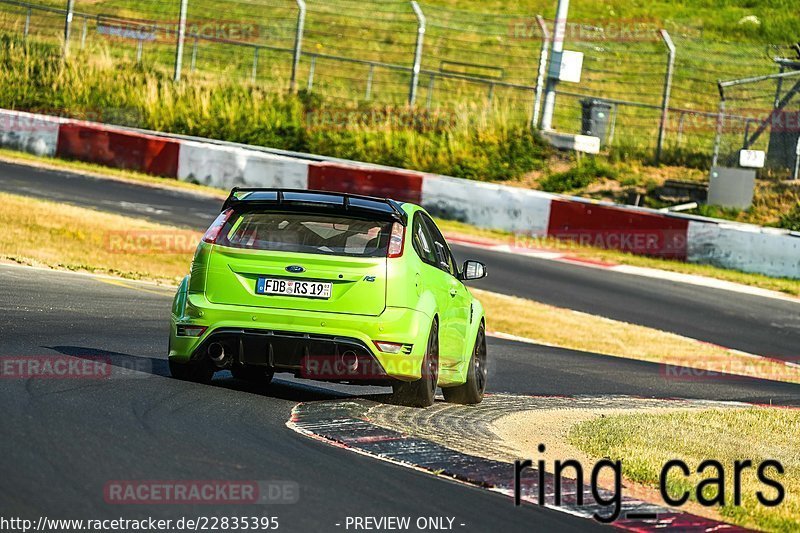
xmin=442 ymin=324 xmax=487 ymax=405
xmin=169 ymin=358 xmax=214 ymax=384
xmin=392 ymin=320 xmax=439 ymax=408
xmin=231 ymin=363 xmax=274 ymax=385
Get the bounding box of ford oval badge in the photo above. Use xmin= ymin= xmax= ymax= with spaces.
xmin=286 ymin=265 xmax=305 ymax=273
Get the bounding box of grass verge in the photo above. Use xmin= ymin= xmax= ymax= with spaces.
xmin=1 ymin=188 xmax=796 ymax=384
xmin=0 ymin=191 xmax=200 ymax=285
xmin=568 ymin=408 xmax=800 ymax=531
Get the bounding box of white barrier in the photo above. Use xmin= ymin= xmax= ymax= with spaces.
xmin=421 ymin=174 xmax=553 ymax=235
xmin=0 ymin=109 xmax=61 ymax=157
xmin=687 ymin=221 xmax=800 ymax=278
xmin=177 ymin=141 xmax=309 ymax=190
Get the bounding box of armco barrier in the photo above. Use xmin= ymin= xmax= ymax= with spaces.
xmin=308 ymin=163 xmax=423 ymax=204
xmin=688 ymin=221 xmax=800 ymax=278
xmin=56 ymin=122 xmax=179 ymax=177
xmin=548 ymin=200 xmax=690 ymax=259
xmin=421 ymin=175 xmax=552 ymax=236
xmin=0 ymin=109 xmax=61 ymax=157
xmin=178 ymin=141 xmax=309 ymax=190
xmin=1 ymin=107 xmax=798 ymax=279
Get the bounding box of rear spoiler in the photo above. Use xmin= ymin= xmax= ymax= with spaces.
xmin=221 ymin=188 xmax=408 ymax=225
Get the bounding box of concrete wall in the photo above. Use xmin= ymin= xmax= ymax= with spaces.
xmin=0 ymin=109 xmax=61 ymax=157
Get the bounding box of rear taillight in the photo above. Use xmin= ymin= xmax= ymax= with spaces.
xmin=176 ymin=324 xmax=207 ymax=337
xmin=374 ymin=341 xmax=405 ymax=354
xmin=388 ymin=222 xmax=405 ymax=258
xmin=202 ymin=208 xmax=234 ymax=244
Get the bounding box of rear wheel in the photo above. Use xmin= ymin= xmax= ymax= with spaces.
xmin=169 ymin=358 xmax=214 ymax=384
xmin=392 ymin=320 xmax=439 ymax=408
xmin=231 ymin=363 xmax=274 ymax=385
xmin=442 ymin=324 xmax=487 ymax=405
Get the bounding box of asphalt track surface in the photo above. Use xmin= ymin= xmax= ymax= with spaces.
xmin=2 ymin=160 xmax=800 ymax=531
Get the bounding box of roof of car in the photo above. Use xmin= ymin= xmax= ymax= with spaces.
xmin=221 ymin=188 xmax=408 ymax=225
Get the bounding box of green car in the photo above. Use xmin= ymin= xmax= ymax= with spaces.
xmin=168 ymin=188 xmax=488 ymax=407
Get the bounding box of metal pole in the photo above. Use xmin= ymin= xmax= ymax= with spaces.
xmin=24 ymin=8 xmax=30 ymax=39
xmin=136 ymin=38 xmax=143 ymax=63
xmin=531 ymin=15 xmax=550 ymax=129
xmin=173 ymin=0 xmax=189 ymax=81
xmin=307 ymin=56 xmax=316 ymax=91
xmin=252 ymin=47 xmax=259 ymax=83
xmin=290 ymin=0 xmax=306 ymax=92
xmin=712 ymin=83 xmax=725 ymax=167
xmin=190 ymin=37 xmax=198 ymax=71
xmin=80 ymin=16 xmax=87 ymax=49
xmin=63 ymin=0 xmax=75 ymax=58
xmin=426 ymin=74 xmax=435 ymax=110
xmin=540 ymin=0 xmax=569 ymax=130
xmin=677 ymin=111 xmax=685 ymax=145
xmin=655 ymin=29 xmax=675 ymax=164
xmin=793 ymin=136 xmax=800 ymax=181
xmin=365 ymin=64 xmax=374 ymax=100
xmin=409 ymin=1 xmax=426 ymax=106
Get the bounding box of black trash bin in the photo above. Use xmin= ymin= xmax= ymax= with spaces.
xmin=581 ymin=99 xmax=613 ymax=145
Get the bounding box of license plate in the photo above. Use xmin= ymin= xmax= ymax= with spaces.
xmin=256 ymin=278 xmax=332 ymax=299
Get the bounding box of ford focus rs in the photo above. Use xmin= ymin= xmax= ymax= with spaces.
xmin=168 ymin=188 xmax=488 ymax=407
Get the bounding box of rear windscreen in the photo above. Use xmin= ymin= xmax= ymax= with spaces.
xmin=218 ymin=211 xmax=393 ymax=258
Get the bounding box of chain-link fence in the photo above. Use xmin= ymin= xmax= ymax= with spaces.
xmin=1 ymin=0 xmax=798 ymax=172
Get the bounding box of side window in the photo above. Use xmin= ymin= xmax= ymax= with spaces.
xmin=421 ymin=215 xmax=457 ymax=277
xmin=412 ymin=213 xmax=437 ymax=266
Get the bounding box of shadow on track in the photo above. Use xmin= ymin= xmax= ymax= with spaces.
xmin=47 ymin=345 xmax=394 ymax=405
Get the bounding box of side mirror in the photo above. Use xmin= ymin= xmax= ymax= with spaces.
xmin=461 ymin=260 xmax=487 ymax=281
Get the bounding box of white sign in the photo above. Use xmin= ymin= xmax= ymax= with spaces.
xmin=738 ymin=149 xmax=765 ymax=169
xmin=549 ymin=50 xmax=584 ymax=83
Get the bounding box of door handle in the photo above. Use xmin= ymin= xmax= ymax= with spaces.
xmin=449 ymin=288 xmax=458 ymax=297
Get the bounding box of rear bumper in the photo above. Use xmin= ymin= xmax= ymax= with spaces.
xmin=169 ymin=294 xmax=431 ymax=381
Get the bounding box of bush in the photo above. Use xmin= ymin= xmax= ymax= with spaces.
xmin=0 ymin=34 xmax=549 ymax=182
xmin=539 ymin=158 xmax=618 ymax=193
xmin=779 ymin=203 xmax=800 ymax=231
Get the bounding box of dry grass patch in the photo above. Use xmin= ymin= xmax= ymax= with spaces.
xmin=0 ymin=192 xmax=196 ymax=284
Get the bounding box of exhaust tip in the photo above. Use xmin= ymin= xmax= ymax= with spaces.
xmin=340 ymin=350 xmax=359 ymax=372
xmin=208 ymin=342 xmax=226 ymax=365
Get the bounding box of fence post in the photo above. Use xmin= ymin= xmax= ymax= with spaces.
xmin=655 ymin=29 xmax=675 ymax=164
xmin=63 ymin=0 xmax=75 ymax=58
xmin=136 ymin=38 xmax=143 ymax=62
xmin=408 ymin=1 xmax=426 ymax=106
xmin=541 ymin=0 xmax=570 ymax=130
xmin=426 ymin=74 xmax=435 ymax=110
xmin=24 ymin=8 xmax=31 ymax=39
xmin=173 ymin=0 xmax=189 ymax=81
xmin=712 ymin=83 xmax=725 ymax=167
xmin=531 ymin=15 xmax=550 ymax=129
xmin=290 ymin=0 xmax=306 ymax=92
xmin=307 ymin=55 xmax=316 ymax=91
xmin=191 ymin=36 xmax=198 ymax=71
xmin=80 ymin=16 xmax=87 ymax=49
xmin=365 ymin=64 xmax=374 ymax=100
xmin=252 ymin=47 xmax=259 ymax=83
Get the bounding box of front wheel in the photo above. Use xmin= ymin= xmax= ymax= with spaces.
xmin=442 ymin=324 xmax=487 ymax=405
xmin=392 ymin=320 xmax=439 ymax=408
